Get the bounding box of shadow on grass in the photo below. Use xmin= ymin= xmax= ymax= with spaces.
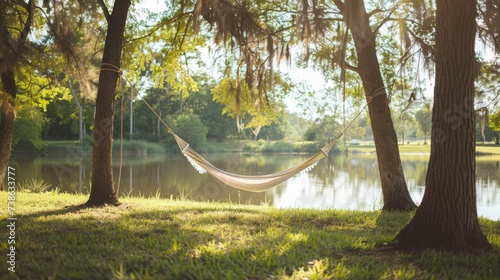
xmin=375 ymin=210 xmax=413 ymax=230
xmin=20 ymin=203 xmax=93 ymax=218
xmin=13 ymin=206 xmax=410 ymax=279
xmin=11 ymin=201 xmax=500 ymax=280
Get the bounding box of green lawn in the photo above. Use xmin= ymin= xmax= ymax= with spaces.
xmin=1 ymin=192 xmax=499 ymax=279
xmin=348 ymin=143 xmax=500 ymax=155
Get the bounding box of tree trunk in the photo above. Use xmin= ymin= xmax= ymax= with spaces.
xmin=344 ymin=0 xmax=416 ymax=211
xmin=86 ymin=0 xmax=131 ymax=206
xmin=395 ymin=0 xmax=491 ymax=252
xmin=0 ymin=0 xmax=34 ymax=190
xmin=68 ymin=80 xmax=84 ymax=141
xmin=0 ymin=70 xmax=16 ymax=191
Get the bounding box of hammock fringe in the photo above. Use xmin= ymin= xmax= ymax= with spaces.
xmin=299 ymin=161 xmax=319 ymax=174
xmin=184 ymin=154 xmax=207 ymax=174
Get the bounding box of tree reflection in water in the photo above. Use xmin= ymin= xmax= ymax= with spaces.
xmin=10 ymin=153 xmax=500 ymax=220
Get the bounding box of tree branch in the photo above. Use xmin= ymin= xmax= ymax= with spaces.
xmin=97 ymin=0 xmax=110 ymax=22
xmin=332 ymin=0 xmax=345 ymax=14
xmin=343 ymin=61 xmax=359 ymax=73
xmin=372 ymin=7 xmax=399 ymax=35
xmin=367 ymin=8 xmax=384 ymax=19
xmin=12 ymin=0 xmax=35 ymax=54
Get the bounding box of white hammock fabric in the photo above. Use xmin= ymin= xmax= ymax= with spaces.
xmin=173 ymin=134 xmax=338 ymax=192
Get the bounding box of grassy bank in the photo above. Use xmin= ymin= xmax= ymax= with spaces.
xmin=0 ymin=192 xmax=499 ymax=279
xmin=30 ymin=139 xmax=500 ymax=156
xmin=31 ymin=140 xmax=166 ymax=156
xmin=34 ymin=139 xmax=335 ymax=155
xmin=348 ymin=143 xmax=500 ymax=155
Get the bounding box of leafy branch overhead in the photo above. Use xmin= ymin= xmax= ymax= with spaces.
xmin=191 ymin=0 xmax=291 ymax=116
xmin=43 ymin=0 xmax=104 ymax=99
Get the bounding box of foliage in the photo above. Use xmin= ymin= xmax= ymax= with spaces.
xmin=303 ymin=115 xmax=342 ymax=143
xmin=171 ymin=113 xmax=209 ymax=150
xmin=187 ymin=74 xmax=238 ymax=140
xmin=123 ymin=0 xmax=201 ymax=98
xmin=258 ymin=117 xmax=288 ymax=141
xmin=490 ymin=111 xmax=500 ymax=132
xmin=12 ymin=106 xmax=47 ymax=151
xmin=211 ymin=76 xmax=287 ymax=136
xmin=477 ymin=0 xmax=500 ymax=52
xmin=0 ymin=192 xmax=498 ymax=279
xmin=415 ymin=103 xmax=432 ymax=143
xmin=43 ymin=97 xmax=95 ymax=140
xmin=44 ymin=0 xmax=105 ymax=99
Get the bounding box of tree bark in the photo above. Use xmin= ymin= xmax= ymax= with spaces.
xmin=343 ymin=0 xmax=416 ymax=211
xmin=86 ymin=0 xmax=131 ymax=206
xmin=0 ymin=70 xmax=16 ymax=190
xmin=395 ymin=0 xmax=491 ymax=252
xmin=0 ymin=0 xmax=34 ymax=190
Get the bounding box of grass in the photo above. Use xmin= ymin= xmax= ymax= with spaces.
xmin=33 ymin=139 xmax=500 ymax=156
xmin=348 ymin=143 xmax=500 ymax=155
xmin=0 ymin=192 xmax=499 ymax=279
xmin=38 ymin=140 xmax=166 ymax=156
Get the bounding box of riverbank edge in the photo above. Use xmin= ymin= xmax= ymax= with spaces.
xmin=0 ymin=192 xmax=499 ymax=279
xmin=12 ymin=139 xmax=500 ymax=156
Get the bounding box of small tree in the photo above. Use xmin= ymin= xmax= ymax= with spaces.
xmin=489 ymin=111 xmax=500 ymax=144
xmin=415 ymin=103 xmax=432 ymax=144
xmin=174 ymin=114 xmax=209 ymax=149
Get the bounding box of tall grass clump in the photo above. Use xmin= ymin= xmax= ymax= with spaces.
xmin=18 ymin=178 xmax=51 ymax=193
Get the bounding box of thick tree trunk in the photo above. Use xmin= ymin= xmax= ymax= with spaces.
xmin=86 ymin=0 xmax=131 ymax=206
xmin=0 ymin=70 xmax=16 ymax=191
xmin=344 ymin=0 xmax=416 ymax=211
xmin=395 ymin=0 xmax=491 ymax=252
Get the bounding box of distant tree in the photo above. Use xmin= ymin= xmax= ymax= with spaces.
xmin=124 ymin=86 xmax=179 ymax=141
xmin=489 ymin=111 xmax=500 ymax=144
xmin=395 ymin=0 xmax=491 ymax=252
xmin=415 ymin=103 xmax=432 ymax=144
xmin=12 ymin=106 xmax=47 ymax=151
xmin=286 ymin=112 xmax=312 ymax=141
xmin=303 ymin=115 xmax=342 ymax=144
xmin=189 ymin=76 xmax=236 ymax=141
xmin=258 ymin=116 xmax=289 ymax=141
xmin=475 ymin=59 xmax=500 ymax=143
xmin=43 ymin=97 xmax=94 ymax=140
xmin=172 ymin=114 xmax=208 ymax=149
xmin=490 ymin=111 xmax=500 ymax=130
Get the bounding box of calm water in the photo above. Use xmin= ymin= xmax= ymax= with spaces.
xmin=10 ymin=151 xmax=500 ymax=221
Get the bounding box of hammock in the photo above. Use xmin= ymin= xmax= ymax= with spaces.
xmin=173 ymin=133 xmax=339 ymax=192
xmin=102 ymin=63 xmax=376 ymax=193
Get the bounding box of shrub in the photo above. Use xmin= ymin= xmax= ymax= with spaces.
xmin=13 ymin=107 xmax=47 ymax=152
xmin=261 ymin=141 xmax=294 ymax=153
xmin=165 ymin=114 xmax=209 ymax=151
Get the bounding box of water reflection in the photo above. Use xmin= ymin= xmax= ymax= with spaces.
xmin=10 ymin=152 xmax=500 ymax=220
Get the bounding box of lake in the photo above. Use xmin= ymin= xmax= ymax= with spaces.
xmin=9 ymin=151 xmax=500 ymax=221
